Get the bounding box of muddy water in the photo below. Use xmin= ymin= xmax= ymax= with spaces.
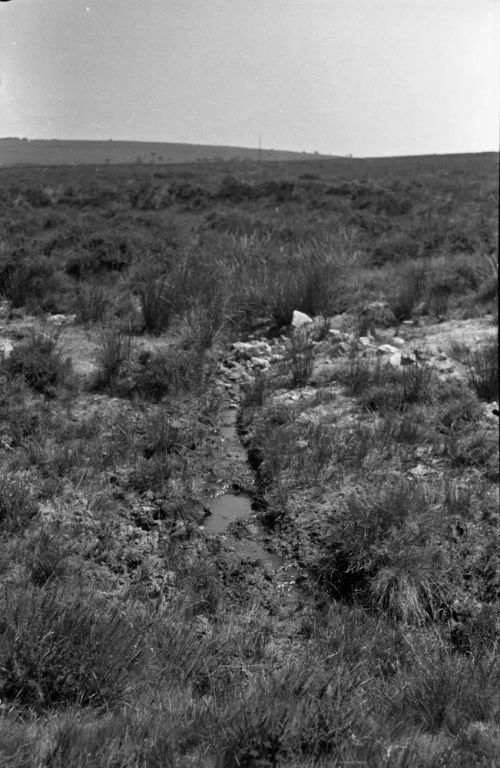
xmin=203 ymin=406 xmax=256 ymax=533
xmin=203 ymin=493 xmax=254 ymax=533
xmin=201 ymin=401 xmax=298 ymax=594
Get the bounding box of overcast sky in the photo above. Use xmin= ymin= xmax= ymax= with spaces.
xmin=0 ymin=0 xmax=498 ymax=157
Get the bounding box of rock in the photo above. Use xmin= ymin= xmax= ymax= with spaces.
xmin=0 ymin=338 xmax=13 ymax=359
xmin=377 ymin=344 xmax=400 ymax=356
xmin=250 ymin=357 xmax=269 ymax=369
xmin=358 ymin=336 xmax=373 ymax=347
xmin=310 ymin=362 xmax=337 ymax=385
xmin=47 ymin=313 xmax=76 ymax=325
xmin=389 ymin=352 xmax=401 ymax=368
xmin=409 ymin=464 xmax=431 ymax=477
xmin=232 ymin=340 xmax=272 ymax=360
xmin=292 ymin=310 xmax=313 ymax=328
xmin=392 ymin=336 xmax=405 ymax=346
xmin=485 ymin=401 xmax=499 ymax=420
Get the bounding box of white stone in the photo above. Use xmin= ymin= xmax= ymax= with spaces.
xmin=377 ymin=344 xmax=400 ymax=356
xmin=292 ymin=310 xmax=313 ymax=328
xmin=389 ymin=352 xmax=402 ymax=368
xmin=250 ymin=357 xmax=269 ymax=369
xmin=0 ymin=339 xmax=13 ymax=359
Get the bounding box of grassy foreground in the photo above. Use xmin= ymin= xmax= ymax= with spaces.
xmin=0 ymin=153 xmax=498 ymax=767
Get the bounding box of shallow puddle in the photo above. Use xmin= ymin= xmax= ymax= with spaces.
xmin=203 ymin=492 xmax=254 ymax=533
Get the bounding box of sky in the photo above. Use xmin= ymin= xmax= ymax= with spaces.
xmin=0 ymin=0 xmax=498 ymax=157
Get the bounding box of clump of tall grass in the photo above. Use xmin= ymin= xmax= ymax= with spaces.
xmin=386 ymin=262 xmax=427 ymax=321
xmin=465 ymin=335 xmax=498 ymax=402
xmin=286 ymin=328 xmax=315 ymax=387
xmin=3 ymin=330 xmax=73 ymax=397
xmin=0 ymin=581 xmax=144 ymax=712
xmin=117 ymin=345 xmax=208 ymax=401
xmin=338 ymin=355 xmax=433 ymax=411
xmin=0 ymin=474 xmax=38 ymax=533
xmin=313 ymin=475 xmax=449 ymax=622
xmin=91 ymin=324 xmax=131 ymax=390
xmin=74 ymin=281 xmax=109 ymax=323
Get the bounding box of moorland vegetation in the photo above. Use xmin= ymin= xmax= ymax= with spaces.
xmin=0 ymin=152 xmax=498 ymax=767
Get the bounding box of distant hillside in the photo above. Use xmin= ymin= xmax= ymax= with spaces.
xmin=0 ymin=138 xmax=334 ymax=167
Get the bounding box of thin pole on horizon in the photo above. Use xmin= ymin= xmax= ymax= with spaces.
xmin=258 ymin=135 xmax=262 ymax=165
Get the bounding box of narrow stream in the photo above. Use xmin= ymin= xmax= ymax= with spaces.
xmin=201 ymin=399 xmax=299 ymax=595
xmin=202 ymin=406 xmax=255 ymax=533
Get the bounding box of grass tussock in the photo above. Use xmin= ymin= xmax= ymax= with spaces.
xmin=466 ymin=335 xmax=499 ymax=402
xmin=0 ymin=581 xmax=144 ymax=712
xmin=2 ymin=331 xmax=73 ymax=397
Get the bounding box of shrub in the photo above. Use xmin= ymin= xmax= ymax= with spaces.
xmin=0 ymin=582 xmax=144 ymax=711
xmin=3 ymin=331 xmax=73 ymax=397
xmin=466 ymin=336 xmax=499 ymax=402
